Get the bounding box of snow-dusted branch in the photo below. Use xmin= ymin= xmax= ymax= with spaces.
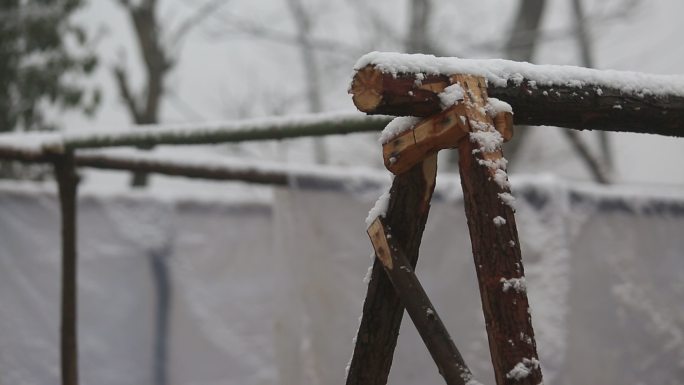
xmin=0 ymin=112 xmax=391 ymax=161
xmin=351 ymin=52 xmax=684 ymax=137
xmin=62 ymin=112 xmax=389 ymax=150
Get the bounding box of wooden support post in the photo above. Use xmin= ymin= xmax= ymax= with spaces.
xmin=346 ymin=155 xmax=438 ymax=385
xmin=367 ymin=217 xmax=475 ymax=385
xmin=454 ymin=75 xmax=543 ymax=385
xmin=54 ymin=153 xmax=79 ymax=385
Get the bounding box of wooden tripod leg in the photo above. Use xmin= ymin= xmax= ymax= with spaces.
xmin=346 ymin=155 xmax=437 ymax=385
xmin=367 ymin=217 xmax=475 ymax=385
xmin=455 ymin=75 xmax=543 ymax=385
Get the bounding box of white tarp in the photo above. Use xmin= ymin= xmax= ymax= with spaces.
xmin=0 ymin=176 xmax=683 ymax=385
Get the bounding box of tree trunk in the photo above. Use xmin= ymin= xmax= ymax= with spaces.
xmin=286 ymin=0 xmax=328 ymax=164
xmin=406 ymin=0 xmax=432 ymax=54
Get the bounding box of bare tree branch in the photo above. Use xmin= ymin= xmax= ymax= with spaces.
xmin=502 ymin=0 xmax=546 ymax=166
xmin=210 ymin=13 xmax=362 ymax=56
xmin=563 ymin=130 xmax=610 ymax=184
xmin=170 ymin=0 xmax=231 ymax=48
xmin=572 ymin=0 xmax=613 ymax=174
xmin=112 ymin=65 xmax=142 ymax=122
xmin=285 ymin=0 xmax=327 ymax=163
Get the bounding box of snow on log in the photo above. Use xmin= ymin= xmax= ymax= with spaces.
xmin=350 ymin=52 xmax=684 ymax=137
xmin=0 ymin=111 xmax=392 ymax=161
xmin=62 ymin=111 xmax=390 ymax=150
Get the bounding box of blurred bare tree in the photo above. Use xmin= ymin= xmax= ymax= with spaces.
xmin=113 ymin=0 xmax=228 ymax=187
xmin=111 ymin=3 xmax=231 ymax=385
xmin=0 ymin=0 xmax=100 ymax=178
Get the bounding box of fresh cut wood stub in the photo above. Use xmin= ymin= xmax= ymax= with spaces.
xmin=453 ymin=74 xmax=543 ymax=385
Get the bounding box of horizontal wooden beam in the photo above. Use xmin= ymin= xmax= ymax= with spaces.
xmin=73 ymin=151 xmax=388 ymax=190
xmin=0 ymin=112 xmax=392 ymax=161
xmin=351 ymin=64 xmax=684 ymax=137
xmin=63 ymin=114 xmax=391 ymax=150
xmin=74 ymin=153 xmax=292 ymax=185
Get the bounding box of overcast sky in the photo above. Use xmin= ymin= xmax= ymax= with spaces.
xmin=62 ymin=0 xmax=684 ymax=190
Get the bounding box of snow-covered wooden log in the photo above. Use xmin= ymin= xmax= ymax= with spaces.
xmin=367 ymin=217 xmax=475 ymax=385
xmin=351 ymin=52 xmax=684 ymax=137
xmin=346 ymin=155 xmax=437 ymax=385
xmin=0 ymin=112 xmax=392 ymax=161
xmin=62 ymin=112 xmax=391 ymax=150
xmin=454 ymin=75 xmax=543 ymax=385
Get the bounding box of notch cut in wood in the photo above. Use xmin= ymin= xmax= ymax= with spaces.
xmin=381 ymin=76 xmax=513 ymax=175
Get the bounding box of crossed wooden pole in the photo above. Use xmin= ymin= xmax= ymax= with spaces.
xmin=347 ymin=67 xmax=542 ymax=385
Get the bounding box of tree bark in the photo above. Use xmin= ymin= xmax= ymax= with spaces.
xmin=367 ymin=217 xmax=474 ymax=385
xmin=350 ymin=65 xmax=684 ymax=138
xmin=346 ymin=155 xmax=437 ymax=385
xmin=455 ymin=75 xmax=543 ymax=385
xmin=54 ymin=153 xmax=79 ymax=385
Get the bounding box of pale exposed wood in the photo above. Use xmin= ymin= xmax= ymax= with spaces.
xmin=367 ymin=217 xmax=474 ymax=385
xmin=494 ymin=112 xmax=514 ymax=142
xmin=350 ymin=66 xmax=384 ymax=113
xmin=368 ymin=219 xmax=394 ymax=270
xmin=382 ymin=104 xmax=469 ymax=174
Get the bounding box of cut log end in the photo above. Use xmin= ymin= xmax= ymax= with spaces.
xmin=350 ymin=66 xmax=384 ymax=112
